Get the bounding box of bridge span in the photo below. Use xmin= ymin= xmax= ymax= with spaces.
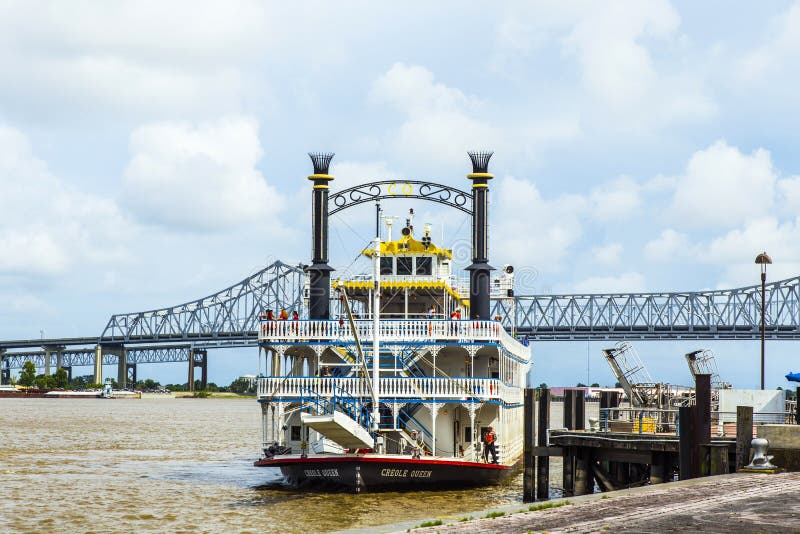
xmin=2 ymin=259 xmax=799 ymax=386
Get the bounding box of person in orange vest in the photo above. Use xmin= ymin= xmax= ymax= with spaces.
xmin=483 ymin=426 xmax=498 ymax=464
xmin=279 ymin=308 xmax=289 ymax=320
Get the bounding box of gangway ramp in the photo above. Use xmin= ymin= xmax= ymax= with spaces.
xmin=301 ymin=411 xmax=373 ymax=449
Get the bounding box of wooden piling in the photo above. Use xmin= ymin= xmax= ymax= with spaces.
xmin=678 ymin=405 xmax=695 ymax=480
xmin=573 ymin=448 xmax=590 ymax=495
xmin=523 ymin=388 xmax=535 ymax=502
xmin=650 ymin=451 xmax=665 ymax=484
xmin=564 ymin=389 xmax=575 ymax=430
xmin=708 ymin=444 xmax=730 ymax=475
xmin=575 ymin=390 xmax=586 ymax=430
xmin=563 ymin=446 xmax=575 ymax=496
xmin=694 ymin=374 xmax=711 ymax=445
xmin=536 ymin=388 xmax=550 ymax=500
xmin=736 ymin=405 xmax=754 ymax=470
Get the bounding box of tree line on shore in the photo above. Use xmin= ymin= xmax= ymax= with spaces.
xmin=10 ymin=361 xmax=256 ymax=394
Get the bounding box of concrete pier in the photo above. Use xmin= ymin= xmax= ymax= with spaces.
xmin=93 ymin=345 xmax=103 ymax=384
xmin=116 ymin=348 xmax=127 ymax=389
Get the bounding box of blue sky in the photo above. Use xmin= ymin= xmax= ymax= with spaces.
xmin=1 ymin=1 xmax=800 ymax=389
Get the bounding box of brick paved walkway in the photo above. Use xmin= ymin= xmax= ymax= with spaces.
xmin=405 ymin=473 xmax=800 ymax=534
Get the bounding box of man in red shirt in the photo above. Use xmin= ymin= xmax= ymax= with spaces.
xmin=483 ymin=426 xmax=498 ymax=464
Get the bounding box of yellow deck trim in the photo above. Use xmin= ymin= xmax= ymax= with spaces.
xmin=361 ymin=234 xmax=452 ymax=259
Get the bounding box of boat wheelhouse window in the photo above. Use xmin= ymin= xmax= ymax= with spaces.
xmin=416 ymin=256 xmax=432 ymax=275
xmin=397 ymin=256 xmax=413 ymax=275
xmin=290 ymin=425 xmax=301 ymax=441
xmin=380 ymin=257 xmax=394 ymax=275
xmin=465 ymin=427 xmax=472 ymax=443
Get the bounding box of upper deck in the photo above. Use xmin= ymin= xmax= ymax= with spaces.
xmin=259 ymin=318 xmax=530 ymax=362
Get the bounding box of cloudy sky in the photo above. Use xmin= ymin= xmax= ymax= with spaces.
xmin=2 ymin=1 xmax=800 ymax=389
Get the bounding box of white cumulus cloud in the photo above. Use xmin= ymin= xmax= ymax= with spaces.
xmin=122 ymin=116 xmax=283 ymax=232
xmin=493 ymin=175 xmax=586 ymax=272
xmin=591 ymin=243 xmax=623 ymax=265
xmin=738 ymin=2 xmax=800 ymax=82
xmin=671 ymin=140 xmax=776 ymax=228
xmin=369 ymin=63 xmax=500 ymax=167
xmin=0 ymin=125 xmax=131 ymax=277
xmin=589 ymin=176 xmax=641 ymax=221
xmin=644 ymin=229 xmax=694 ymax=263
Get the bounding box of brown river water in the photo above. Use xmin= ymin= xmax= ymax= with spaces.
xmin=0 ymin=398 xmax=549 ymax=533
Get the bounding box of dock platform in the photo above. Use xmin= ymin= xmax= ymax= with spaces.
xmin=546 ymin=430 xmax=737 ymax=493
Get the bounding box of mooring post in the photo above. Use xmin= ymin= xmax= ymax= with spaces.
xmin=796 ymin=387 xmax=799 ymax=425
xmin=736 ymin=405 xmax=754 ymax=470
xmin=575 ymin=390 xmax=586 ymax=430
xmin=523 ymin=388 xmax=535 ymax=502
xmin=564 ymin=389 xmax=575 ymax=430
xmin=678 ymin=405 xmax=695 ymax=480
xmin=694 ymin=374 xmax=711 ymax=442
xmin=536 ymin=387 xmax=551 ymax=500
xmin=694 ymin=374 xmax=711 ymax=475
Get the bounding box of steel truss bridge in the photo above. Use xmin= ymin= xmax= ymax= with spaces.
xmin=3 ymin=260 xmax=800 ymax=372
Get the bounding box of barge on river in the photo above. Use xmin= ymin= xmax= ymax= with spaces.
xmin=254 ymin=152 xmax=531 ymax=492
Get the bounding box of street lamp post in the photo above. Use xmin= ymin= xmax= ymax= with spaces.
xmin=755 ymin=252 xmax=772 ymax=390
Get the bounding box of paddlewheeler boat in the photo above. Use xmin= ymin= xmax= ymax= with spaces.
xmin=254 ymin=153 xmax=531 ymax=492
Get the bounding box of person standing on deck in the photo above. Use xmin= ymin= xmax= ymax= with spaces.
xmin=483 ymin=426 xmax=498 ymax=464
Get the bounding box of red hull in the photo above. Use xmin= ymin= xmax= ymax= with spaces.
xmin=255 ymin=455 xmax=512 ymax=493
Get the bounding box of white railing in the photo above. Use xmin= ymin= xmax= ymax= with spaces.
xmin=257 ymin=376 xmax=520 ymax=402
xmin=259 ymin=319 xmax=530 ymax=362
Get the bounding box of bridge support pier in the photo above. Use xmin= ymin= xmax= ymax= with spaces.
xmin=188 ymin=349 xmax=208 ymax=391
xmin=93 ymin=345 xmax=103 ymax=384
xmin=56 ymin=350 xmax=63 ymax=371
xmin=45 ymin=348 xmax=52 ymax=376
xmin=0 ymin=349 xmax=6 ymax=385
xmin=127 ymin=363 xmax=137 ymax=388
xmin=63 ymin=365 xmax=72 ymax=383
xmin=117 ymin=349 xmax=128 ymax=389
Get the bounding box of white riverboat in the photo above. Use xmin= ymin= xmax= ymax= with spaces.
xmin=254 ymin=152 xmax=532 ymax=492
